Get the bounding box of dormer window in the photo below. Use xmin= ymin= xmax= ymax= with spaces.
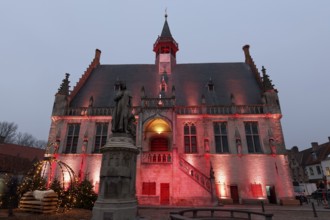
xmin=160 ymin=76 xmax=167 ymax=92
xmin=161 ymin=81 xmax=167 ymax=92
xmin=312 ymin=152 xmax=317 ymax=160
xmin=207 ymin=78 xmax=214 ymax=91
xmin=161 ymin=83 xmax=166 ymax=92
xmin=114 ymin=81 xmax=121 ymax=91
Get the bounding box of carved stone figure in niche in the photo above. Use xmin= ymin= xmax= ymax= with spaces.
xmin=111 ymin=82 xmax=133 ymax=134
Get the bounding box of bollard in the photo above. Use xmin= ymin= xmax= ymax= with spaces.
xmin=311 ymin=202 xmax=318 ymax=217
xmin=261 ymin=201 xmax=265 ymax=213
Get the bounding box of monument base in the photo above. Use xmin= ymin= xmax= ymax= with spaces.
xmin=92 ymin=199 xmax=137 ymax=220
xmin=92 ymin=133 xmax=139 ymax=219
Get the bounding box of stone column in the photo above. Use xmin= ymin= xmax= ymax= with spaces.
xmin=92 ymin=134 xmax=139 ymax=220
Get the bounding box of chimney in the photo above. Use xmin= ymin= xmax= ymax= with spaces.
xmin=242 ymin=44 xmax=250 ymax=57
xmin=242 ymin=45 xmax=251 ymax=65
xmin=328 ymin=137 xmax=330 ymax=142
xmin=95 ymin=49 xmax=101 ymax=60
xmin=311 ymin=142 xmax=318 ymax=151
xmin=94 ymin=49 xmax=101 ymax=66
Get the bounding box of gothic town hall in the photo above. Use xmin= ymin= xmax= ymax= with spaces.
xmin=48 ymin=14 xmax=295 ymax=206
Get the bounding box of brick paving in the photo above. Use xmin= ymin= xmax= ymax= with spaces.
xmin=0 ymin=202 xmax=329 ymax=219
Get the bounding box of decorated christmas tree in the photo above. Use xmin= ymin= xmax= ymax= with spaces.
xmin=75 ymin=177 xmax=98 ymax=210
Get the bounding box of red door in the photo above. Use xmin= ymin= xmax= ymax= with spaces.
xmin=160 ymin=183 xmax=170 ymax=205
xmin=230 ymin=185 xmax=239 ymax=204
xmin=151 ymin=137 xmax=168 ymax=151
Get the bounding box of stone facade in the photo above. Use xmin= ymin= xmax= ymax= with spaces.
xmin=46 ymin=14 xmax=295 ymax=206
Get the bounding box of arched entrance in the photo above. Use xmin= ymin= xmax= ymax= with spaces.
xmin=144 ymin=118 xmax=172 ymax=152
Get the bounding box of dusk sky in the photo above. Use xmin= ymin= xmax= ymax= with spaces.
xmin=0 ymin=1 xmax=329 ymax=150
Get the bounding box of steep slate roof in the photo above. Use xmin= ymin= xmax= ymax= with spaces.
xmin=69 ymin=62 xmax=262 ymax=108
xmin=69 ymin=15 xmax=262 ymax=108
xmin=304 ymin=142 xmax=330 ymax=166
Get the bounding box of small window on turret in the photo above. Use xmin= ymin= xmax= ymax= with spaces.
xmin=161 ymin=46 xmax=170 ymax=53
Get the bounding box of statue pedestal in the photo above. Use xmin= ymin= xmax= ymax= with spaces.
xmin=92 ymin=134 xmax=139 ymax=220
xmin=92 ymin=199 xmax=137 ymax=220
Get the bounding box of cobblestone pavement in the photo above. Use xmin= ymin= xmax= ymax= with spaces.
xmin=0 ymin=202 xmax=329 ymax=219
xmin=138 ymin=202 xmax=330 ymax=220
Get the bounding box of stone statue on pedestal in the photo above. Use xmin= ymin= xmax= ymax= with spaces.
xmin=111 ymin=82 xmax=136 ymax=138
xmin=92 ymin=84 xmax=139 ymax=220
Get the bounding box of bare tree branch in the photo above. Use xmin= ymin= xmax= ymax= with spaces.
xmin=0 ymin=121 xmax=18 ymax=143
xmin=34 ymin=140 xmax=48 ymax=149
xmin=0 ymin=121 xmax=47 ymax=148
xmin=15 ymin=132 xmax=36 ymax=147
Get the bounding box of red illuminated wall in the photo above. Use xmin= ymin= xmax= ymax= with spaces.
xmin=55 ymin=154 xmax=102 ymax=193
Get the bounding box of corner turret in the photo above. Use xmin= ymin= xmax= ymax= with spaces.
xmin=52 ymin=73 xmax=70 ymax=116
xmin=261 ymin=66 xmax=281 ymax=113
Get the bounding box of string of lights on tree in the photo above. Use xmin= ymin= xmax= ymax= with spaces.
xmin=16 ymin=155 xmax=97 ymax=212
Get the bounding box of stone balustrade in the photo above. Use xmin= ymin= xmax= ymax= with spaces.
xmin=141 ymin=152 xmax=172 ymax=164
xmin=54 ymin=104 xmax=273 ymax=116
xmin=176 ymin=105 xmax=267 ymax=115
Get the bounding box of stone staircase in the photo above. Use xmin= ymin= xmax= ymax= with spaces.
xmin=178 ymin=156 xmax=211 ymax=193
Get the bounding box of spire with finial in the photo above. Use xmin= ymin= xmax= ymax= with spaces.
xmin=89 ymin=96 xmax=94 ymax=107
xmin=153 ymin=10 xmax=179 ymax=55
xmin=230 ymin=93 xmax=236 ymax=105
xmin=171 ymin=85 xmax=176 ymax=98
xmin=160 ymin=9 xmax=172 ymax=39
xmin=261 ymin=66 xmax=275 ymax=91
xmin=57 ymin=73 xmax=70 ymax=96
xmin=141 ymin=86 xmax=146 ymax=98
